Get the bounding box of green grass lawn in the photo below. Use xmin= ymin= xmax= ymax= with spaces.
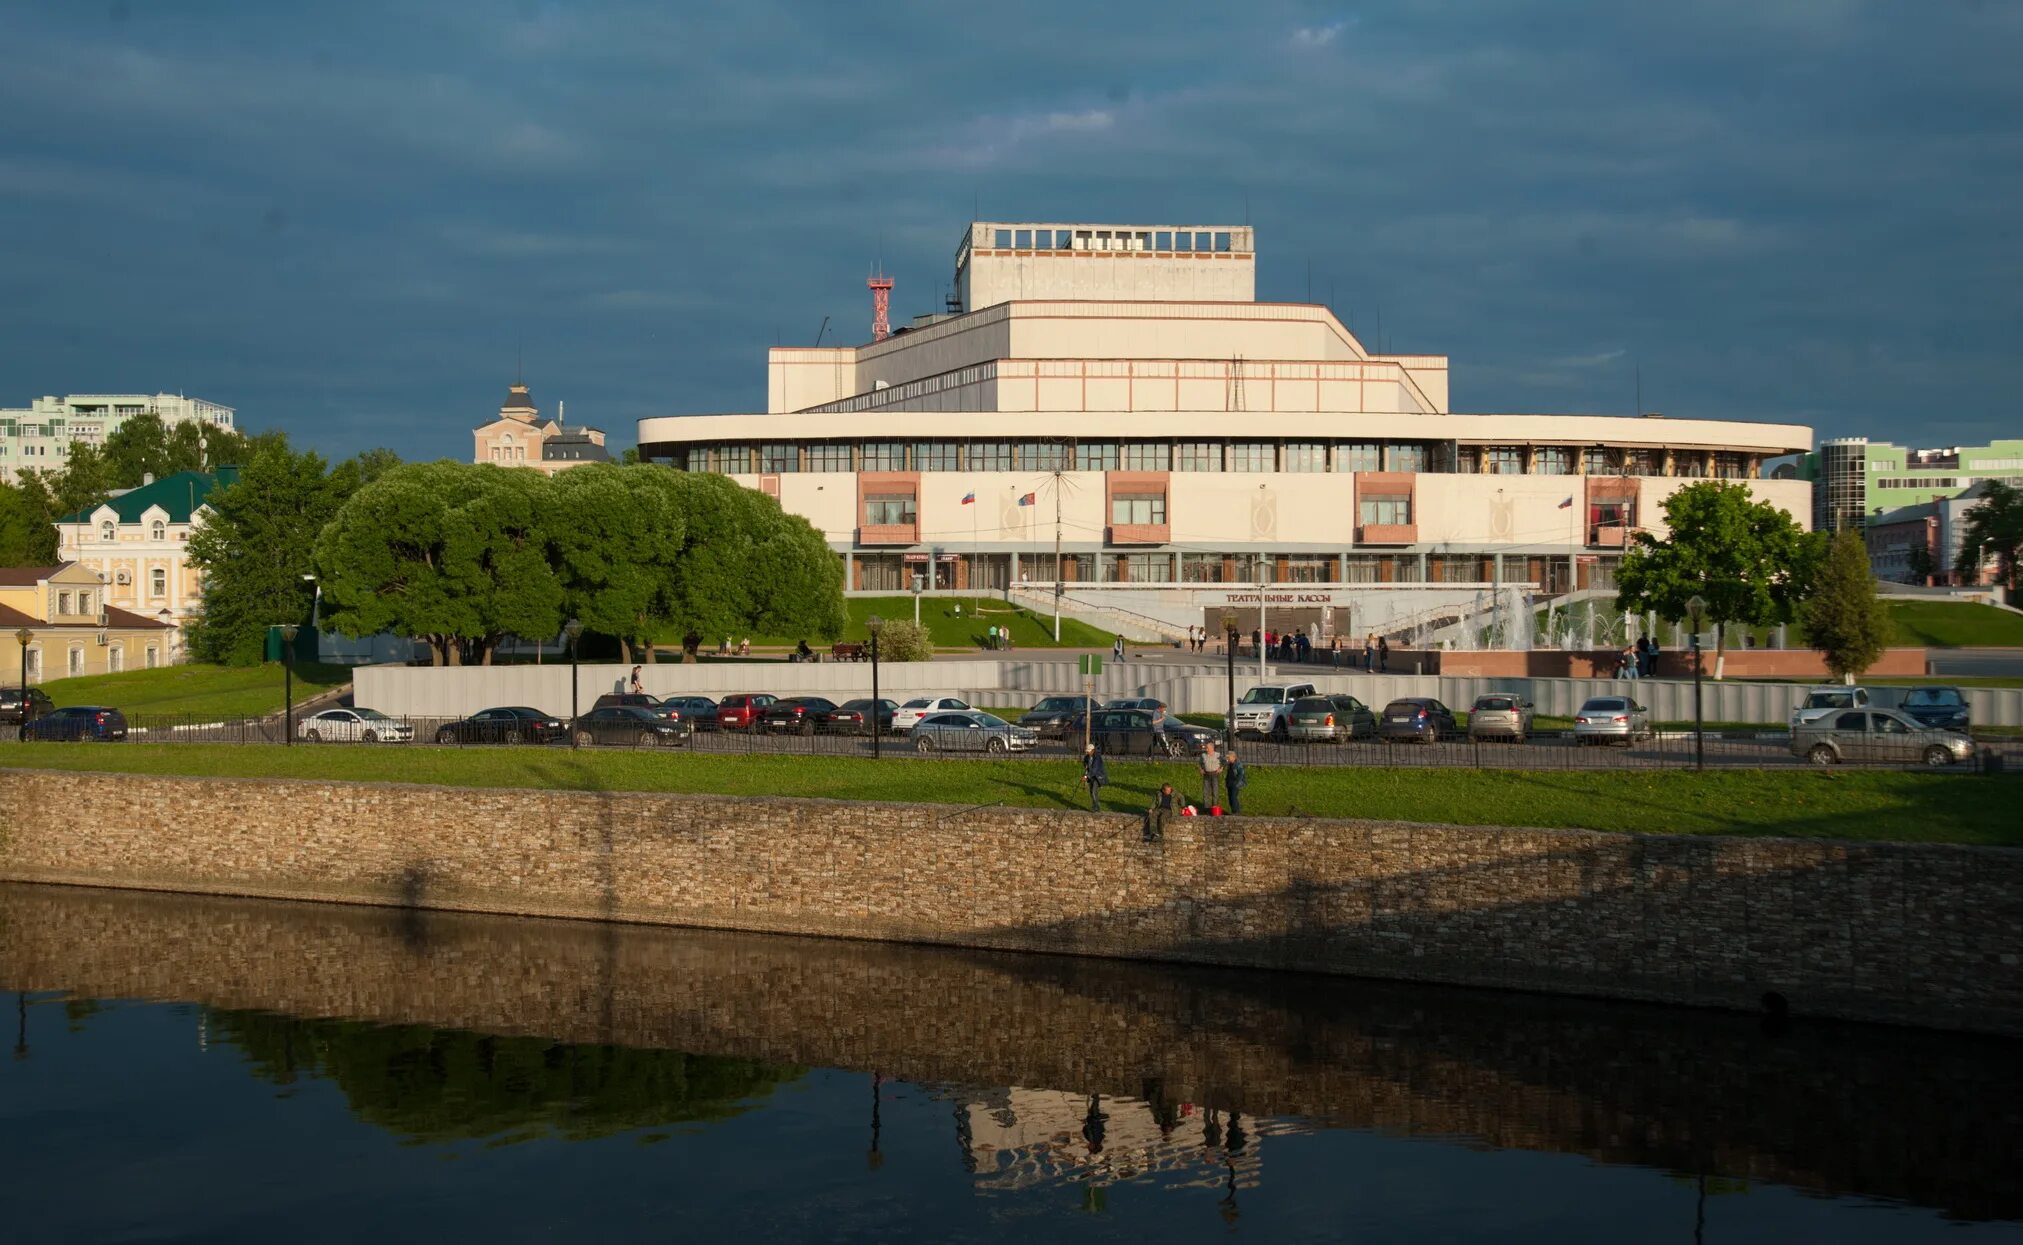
xmin=1537 ymin=599 xmax=2023 ymax=651
xmin=657 ymin=596 xmax=1120 ymax=652
xmin=38 ymin=663 xmax=352 ymax=719
xmin=4 ymin=745 xmax=2015 ymax=846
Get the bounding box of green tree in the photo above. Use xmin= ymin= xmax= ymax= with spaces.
xmin=1803 ymin=528 xmax=1894 ymax=680
xmin=347 ymin=447 xmax=402 ymax=486
xmin=0 ymin=482 xmax=45 ymax=566
xmin=185 ymin=443 xmax=356 ymax=665
xmin=546 ymin=465 xmax=686 ymax=661
xmin=101 ymin=414 xmax=252 ymax=488
xmin=316 ymin=462 xmax=564 ymax=665
xmin=1615 ymin=482 xmax=1821 ymax=663
xmin=1954 ymin=480 xmax=2023 ymax=591
xmin=1903 ymin=542 xmax=1937 ymax=585
xmin=876 ymin=619 xmax=934 ymax=662
xmin=655 ymin=471 xmax=846 ymax=643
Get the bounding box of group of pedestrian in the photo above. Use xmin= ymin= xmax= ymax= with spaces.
xmin=1183 ymin=624 xmax=1212 ymax=653
xmin=1614 ymin=635 xmax=1660 ymax=679
xmin=1080 ymin=738 xmax=1250 ymax=840
xmin=983 ymin=625 xmax=1015 ymax=651
xmin=1358 ymin=633 xmax=1389 ymax=672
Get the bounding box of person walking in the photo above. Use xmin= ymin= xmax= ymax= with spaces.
xmin=1225 ymin=748 xmax=1247 ymax=816
xmin=1377 ymin=635 xmax=1390 ymax=673
xmin=1198 ymin=740 xmax=1223 ymax=809
xmin=1250 ymin=628 xmax=1261 ymax=657
xmin=1081 ymin=743 xmax=1108 ymax=813
xmin=1112 ymin=635 xmax=1126 ymax=663
xmin=629 ymin=665 xmax=644 ymax=694
xmin=1644 ymin=636 xmax=1659 ymax=678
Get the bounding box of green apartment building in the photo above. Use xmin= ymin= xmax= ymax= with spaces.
xmin=1799 ymin=437 xmax=2023 ymax=532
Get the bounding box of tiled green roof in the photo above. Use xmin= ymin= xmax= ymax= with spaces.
xmin=57 ymin=466 xmax=238 ymax=525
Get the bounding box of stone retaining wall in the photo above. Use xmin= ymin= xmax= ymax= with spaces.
xmin=0 ymin=768 xmax=2017 ymax=1034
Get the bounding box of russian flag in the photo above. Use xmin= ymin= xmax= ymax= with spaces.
xmin=960 ymin=491 xmax=975 ymax=505
xmin=1557 ymin=496 xmax=1574 ymax=509
xmin=1017 ymin=492 xmax=1036 ymax=506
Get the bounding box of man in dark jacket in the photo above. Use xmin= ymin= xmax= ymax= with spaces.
xmin=1225 ymin=749 xmax=1248 ymax=815
xmin=1145 ymin=783 xmax=1177 ymax=841
xmin=1081 ymin=743 xmax=1108 ymax=813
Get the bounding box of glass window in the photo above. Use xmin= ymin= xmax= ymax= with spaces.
xmin=99 ymin=520 xmax=115 ymax=541
xmin=861 ymin=442 xmax=907 ymax=472
xmin=1584 ymin=447 xmax=1615 ymax=475
xmin=1715 ymin=453 xmax=1747 ymax=479
xmin=57 ymin=591 xmax=71 ymax=615
xmin=968 ymin=441 xmax=1013 ymax=471
xmin=1181 ymin=553 xmax=1224 ymax=582
xmin=1215 ymin=231 xmax=1232 ymax=252
xmin=1173 ymin=231 xmax=1193 ymax=251
xmin=1076 ymin=441 xmax=1119 ymax=471
xmin=1534 ymin=447 xmax=1573 ymax=475
xmin=1014 ymin=229 xmax=1032 ymax=248
xmin=1174 ymin=441 xmax=1221 ymax=472
xmin=1121 ymin=442 xmax=1170 ymax=471
xmin=1338 ymin=442 xmax=1381 ymax=473
xmin=1123 ymin=554 xmax=1172 ymax=582
xmin=150 ymin=568 xmax=166 ymax=596
xmin=805 ymin=443 xmax=853 ymax=471
xmin=1227 ymin=441 xmax=1273 ymax=472
xmin=994 ymin=229 xmax=1012 ymax=248
xmin=1456 ymin=447 xmax=1481 ymax=474
xmin=1155 ymin=231 xmax=1173 ymax=250
xmin=1111 ymin=495 xmax=1167 ymax=525
xmin=864 ymin=495 xmax=916 ymax=525
xmin=1020 ymin=441 xmax=1068 ymax=471
xmin=1384 ymin=442 xmax=1428 ymax=473
xmin=1359 ymin=496 xmax=1411 ymax=525
xmin=760 ymin=443 xmax=799 ymax=473
xmin=1284 ymin=442 xmax=1329 ymax=473
xmin=1279 ymin=555 xmax=1333 ymax=583
xmin=913 ymin=441 xmax=960 ymax=472
xmin=1485 ymin=447 xmax=1525 ymax=474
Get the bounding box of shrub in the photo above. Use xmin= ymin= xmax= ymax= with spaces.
xmin=876 ymin=620 xmax=934 ymax=663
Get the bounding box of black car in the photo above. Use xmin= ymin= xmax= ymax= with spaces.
xmin=22 ymin=705 xmax=128 ymax=742
xmin=825 ymin=698 xmax=897 ymax=735
xmin=0 ymin=686 xmax=55 ymax=726
xmin=1087 ymin=708 xmax=1213 ymax=757
xmin=1894 ymin=686 xmax=1970 ymax=733
xmin=661 ymin=695 xmax=722 ymax=731
xmin=433 ymin=706 xmax=567 ymax=745
xmin=568 ymin=705 xmax=691 ymax=747
xmin=1377 ymin=697 xmax=1459 ymax=744
xmin=759 ymin=696 xmax=841 ymax=734
xmin=1017 ymin=695 xmax=1095 ymax=738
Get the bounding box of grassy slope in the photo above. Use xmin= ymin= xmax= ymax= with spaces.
xmin=39 ymin=663 xmax=351 ymax=718
xmin=657 ymin=596 xmax=1120 ymax=651
xmin=1536 ymin=599 xmax=2023 ymax=650
xmin=3 ymin=745 xmax=2015 ymax=846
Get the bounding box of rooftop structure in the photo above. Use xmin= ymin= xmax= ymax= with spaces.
xmin=473 ymin=379 xmax=609 ymax=476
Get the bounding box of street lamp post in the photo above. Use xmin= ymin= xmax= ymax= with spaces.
xmin=1687 ymin=595 xmax=1707 ymax=772
xmin=279 ymin=624 xmax=298 ymax=746
xmin=1221 ymin=608 xmax=1239 ymax=750
xmin=15 ymin=628 xmax=33 ymax=742
xmin=564 ymin=619 xmax=584 ymax=746
xmin=1256 ymin=580 xmax=1268 ymax=681
xmin=866 ymin=614 xmax=884 ymax=760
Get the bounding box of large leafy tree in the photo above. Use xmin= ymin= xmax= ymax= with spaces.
xmin=185 ymin=442 xmax=359 ymax=665
xmin=651 ymin=470 xmax=846 ymax=644
xmin=546 ymin=465 xmax=686 ymax=661
xmin=1954 ymin=480 xmax=2023 ymax=590
xmin=0 ymin=483 xmax=47 ymax=566
xmin=316 ymin=462 xmax=564 ymax=665
xmin=1804 ymin=528 xmax=1894 ymax=680
xmin=1615 ymin=481 xmax=1821 ymax=660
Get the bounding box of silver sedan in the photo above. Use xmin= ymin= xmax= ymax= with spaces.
xmin=1572 ymin=696 xmax=1650 ymax=746
xmin=1793 ymin=708 xmax=1973 ymax=767
xmin=910 ymin=710 xmax=1041 ymax=755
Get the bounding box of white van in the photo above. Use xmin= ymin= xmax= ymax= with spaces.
xmin=1232 ymin=682 xmax=1320 ymax=738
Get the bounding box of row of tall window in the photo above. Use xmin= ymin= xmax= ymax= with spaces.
xmin=853 ymin=550 xmax=1621 ymax=588
xmin=989 ymin=228 xmax=1235 ymax=253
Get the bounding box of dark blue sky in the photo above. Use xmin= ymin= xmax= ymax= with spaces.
xmin=2 ymin=1 xmax=2017 ymax=461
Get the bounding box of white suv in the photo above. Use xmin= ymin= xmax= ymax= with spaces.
xmin=1232 ymin=683 xmax=1319 ymax=739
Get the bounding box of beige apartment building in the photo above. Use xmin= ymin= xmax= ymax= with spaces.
xmin=473 ymin=380 xmax=611 ymax=475
xmin=636 ymin=219 xmax=1814 ymax=635
xmin=0 ymin=563 xmax=175 ymax=683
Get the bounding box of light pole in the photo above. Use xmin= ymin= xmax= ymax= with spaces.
xmin=1221 ymin=607 xmax=1239 ymax=750
xmin=1687 ymin=595 xmax=1707 ymax=772
xmin=14 ymin=628 xmax=33 ymax=742
xmin=1256 ymin=580 xmax=1268 ymax=680
xmin=279 ymin=624 xmax=298 ymax=745
xmin=564 ymin=619 xmax=584 ymax=746
xmin=866 ymin=614 xmax=884 ymax=760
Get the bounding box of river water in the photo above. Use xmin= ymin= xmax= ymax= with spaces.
xmin=1 ymin=882 xmax=2017 ymax=1243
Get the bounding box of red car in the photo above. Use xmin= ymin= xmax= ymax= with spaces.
xmin=715 ymin=693 xmax=777 ymax=730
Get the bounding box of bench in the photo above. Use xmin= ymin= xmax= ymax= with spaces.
xmin=831 ymin=642 xmax=867 ymax=662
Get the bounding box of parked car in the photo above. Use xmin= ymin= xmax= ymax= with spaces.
xmin=1086 ymin=707 xmax=1215 ymax=757
xmin=892 ymin=696 xmax=973 ymax=731
xmin=432 ymin=706 xmax=566 ymax=745
xmin=568 ymin=705 xmax=691 ymax=747
xmin=759 ymin=696 xmax=840 ymax=734
xmin=1794 ymin=708 xmax=1971 ymax=767
xmin=824 ymin=698 xmax=897 ymax=735
xmin=1231 ymin=682 xmax=1320 ymax=739
xmin=0 ymin=686 xmax=54 ymax=726
xmin=1378 ymin=697 xmax=1458 ymax=744
xmin=1466 ymin=693 xmax=1536 ymax=743
xmin=1102 ymin=697 xmax=1169 ymax=725
xmin=660 ymin=696 xmax=722 ymax=731
xmin=593 ymin=692 xmax=672 ymax=715
xmin=1791 ymin=685 xmax=1869 ymax=729
xmin=715 ymin=693 xmax=778 ymax=731
xmin=910 ymin=710 xmax=1038 ymax=754
xmin=21 ymin=705 xmax=127 ymax=742
xmin=1894 ymin=685 xmax=1970 ymax=733
xmin=298 ymin=707 xmax=413 ymax=744
xmin=1016 ymin=695 xmax=1095 ymax=738
xmin=1573 ymin=696 xmax=1651 ymax=746
xmin=1287 ymin=694 xmax=1378 ymax=744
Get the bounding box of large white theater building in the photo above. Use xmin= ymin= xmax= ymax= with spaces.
xmin=637 ymin=221 xmax=1813 ymax=638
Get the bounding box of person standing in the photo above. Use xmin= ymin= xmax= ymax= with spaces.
xmin=1377 ymin=635 xmax=1390 ymax=673
xmin=1363 ymin=633 xmax=1376 ymax=671
xmin=1225 ymin=749 xmax=1248 ymax=816
xmin=1644 ymin=636 xmax=1659 ymax=678
xmin=1198 ymin=739 xmax=1223 ymax=809
xmin=1250 ymin=628 xmax=1260 ymax=657
xmin=1081 ymin=743 xmax=1108 ymax=813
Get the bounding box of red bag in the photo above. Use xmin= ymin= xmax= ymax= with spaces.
xmin=1208 ymin=806 xmax=1224 ymax=816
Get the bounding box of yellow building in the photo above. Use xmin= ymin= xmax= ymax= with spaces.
xmin=0 ymin=563 xmax=176 ymax=683
xmin=55 ymin=467 xmax=235 ymax=661
xmin=472 ymin=379 xmax=611 ymax=475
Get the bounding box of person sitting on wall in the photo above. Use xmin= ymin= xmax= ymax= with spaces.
xmin=1144 ymin=783 xmax=1177 ymax=842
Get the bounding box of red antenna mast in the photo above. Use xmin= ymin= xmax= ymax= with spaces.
xmin=867 ymin=270 xmax=894 ymax=342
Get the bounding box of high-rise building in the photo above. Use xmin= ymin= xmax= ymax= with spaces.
xmin=0 ymin=393 xmax=235 ymax=483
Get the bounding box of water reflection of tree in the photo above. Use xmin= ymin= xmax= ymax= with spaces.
xmin=209 ymin=1009 xmax=805 ymax=1144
